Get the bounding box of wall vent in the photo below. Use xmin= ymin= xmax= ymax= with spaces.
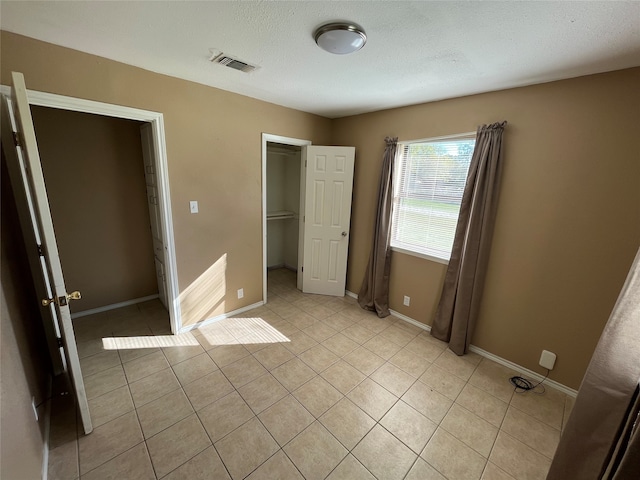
xmin=209 ymin=51 xmax=258 ymax=73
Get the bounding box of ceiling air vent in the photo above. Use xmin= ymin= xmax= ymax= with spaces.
xmin=209 ymin=51 xmax=259 ymax=73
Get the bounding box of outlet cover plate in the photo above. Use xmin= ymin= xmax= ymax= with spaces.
xmin=539 ymin=350 xmax=557 ymax=370
xmin=237 ymin=288 xmax=244 ymax=299
xmin=403 ymin=295 xmax=410 ymax=306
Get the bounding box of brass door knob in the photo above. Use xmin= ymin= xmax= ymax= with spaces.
xmin=67 ymin=291 xmax=82 ymax=301
xmin=42 ymin=291 xmax=82 ymax=307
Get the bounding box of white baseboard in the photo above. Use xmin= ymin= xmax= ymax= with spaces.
xmin=179 ymin=301 xmax=265 ymax=333
xmin=468 ymin=345 xmax=577 ymax=397
xmin=71 ymin=294 xmax=160 ymax=319
xmin=41 ymin=375 xmax=53 ymax=480
xmin=389 ymin=308 xmax=432 ymax=332
xmin=345 ymin=290 xmax=578 ymax=398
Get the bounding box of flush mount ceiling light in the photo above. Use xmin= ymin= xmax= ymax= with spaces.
xmin=314 ymin=22 xmax=367 ymax=55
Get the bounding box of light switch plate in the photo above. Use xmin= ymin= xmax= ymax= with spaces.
xmin=190 ymin=201 xmax=198 ymax=214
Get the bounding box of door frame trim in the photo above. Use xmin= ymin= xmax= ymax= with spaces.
xmin=0 ymin=85 xmax=182 ymax=334
xmin=261 ymin=133 xmax=311 ymax=304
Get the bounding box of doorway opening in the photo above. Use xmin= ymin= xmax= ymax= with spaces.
xmin=30 ymin=106 xmax=169 ymax=325
xmin=262 ymin=134 xmax=311 ymax=303
xmin=0 ymin=85 xmax=181 ymax=334
xmin=262 ymin=135 xmax=357 ymax=301
xmin=2 ymin=76 xmax=181 ymax=436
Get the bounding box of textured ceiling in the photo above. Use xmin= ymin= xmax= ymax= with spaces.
xmin=1 ymin=1 xmax=639 ymax=118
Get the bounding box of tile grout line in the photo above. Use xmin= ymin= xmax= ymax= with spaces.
xmin=266 ymin=274 xmax=385 ymax=477
xmin=484 ymin=387 xmax=515 ymax=478
xmin=149 ymin=342 xmax=216 ymax=479
xmin=79 ymin=308 xmax=207 ymax=479
xmin=189 ymin=323 xmax=290 ymax=479
xmin=227 ymin=294 xmax=379 ymax=477
xmin=416 ymin=353 xmax=487 ymax=477
xmin=208 ymin=327 xmax=317 ymax=479
xmin=79 ymin=328 xmax=153 ymax=479
xmin=268 ymin=271 xmax=440 ymax=479
xmin=75 ymin=273 xmax=559 ymax=479
xmin=118 ymin=321 xmax=159 ymax=480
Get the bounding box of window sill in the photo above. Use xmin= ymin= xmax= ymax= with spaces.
xmin=390 ymin=246 xmax=449 ymax=265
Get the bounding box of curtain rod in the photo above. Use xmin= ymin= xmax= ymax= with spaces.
xmin=398 ymin=131 xmax=477 ymax=144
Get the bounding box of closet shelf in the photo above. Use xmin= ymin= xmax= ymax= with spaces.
xmin=267 ymin=210 xmax=296 ymax=221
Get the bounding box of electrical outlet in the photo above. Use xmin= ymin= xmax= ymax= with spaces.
xmin=539 ymin=350 xmax=557 ymax=370
xmin=189 ymin=200 xmax=199 ymax=214
xmin=31 ymin=397 xmax=38 ymax=421
xmin=237 ymin=288 xmax=244 ymax=299
xmin=403 ymin=295 xmax=410 ymax=306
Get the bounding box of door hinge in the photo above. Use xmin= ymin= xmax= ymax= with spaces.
xmin=56 ymin=337 xmax=64 ymax=348
xmin=301 ymin=266 xmax=304 ymax=272
xmin=37 ymin=244 xmax=44 ymax=257
xmin=305 ymin=160 xmax=307 ymax=168
xmin=13 ymin=131 xmax=21 ymax=147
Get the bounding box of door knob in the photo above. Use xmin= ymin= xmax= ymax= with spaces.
xmin=42 ymin=290 xmax=82 ymax=307
xmin=67 ymin=291 xmax=82 ymax=301
xmin=341 ymin=231 xmax=347 ymax=237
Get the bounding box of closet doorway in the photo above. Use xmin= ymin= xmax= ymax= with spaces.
xmin=261 ymin=134 xmax=356 ymax=301
xmin=262 ymin=134 xmax=310 ymax=300
xmin=0 ymin=83 xmax=181 ymax=335
xmin=3 ymin=74 xmax=178 ymax=434
xmin=30 ymin=107 xmax=168 ymax=319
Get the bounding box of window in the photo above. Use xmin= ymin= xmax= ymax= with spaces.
xmin=391 ymin=134 xmax=476 ymax=263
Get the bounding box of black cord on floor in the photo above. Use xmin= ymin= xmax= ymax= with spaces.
xmin=509 ymin=369 xmax=550 ymax=394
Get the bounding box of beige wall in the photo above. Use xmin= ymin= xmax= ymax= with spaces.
xmin=31 ymin=106 xmax=158 ymax=312
xmin=1 ymin=31 xmax=332 ymax=327
xmin=3 ymin=31 xmax=639 ymax=389
xmin=333 ymin=68 xmax=640 ymax=389
xmin=1 ymin=152 xmax=51 ymax=479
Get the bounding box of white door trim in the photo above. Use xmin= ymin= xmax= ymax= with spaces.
xmin=0 ymin=84 xmax=182 ymax=334
xmin=261 ymin=133 xmax=311 ymax=303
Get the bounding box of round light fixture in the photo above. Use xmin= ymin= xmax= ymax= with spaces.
xmin=314 ymin=22 xmax=367 ymax=55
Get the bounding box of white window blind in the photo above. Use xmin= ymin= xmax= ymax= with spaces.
xmin=391 ymin=134 xmax=476 ymax=262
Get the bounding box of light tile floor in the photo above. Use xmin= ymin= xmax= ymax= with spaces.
xmin=48 ymin=268 xmax=575 ymax=480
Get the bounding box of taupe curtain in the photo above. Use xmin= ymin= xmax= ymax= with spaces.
xmin=431 ymin=122 xmax=506 ymax=354
xmin=547 ymin=248 xmax=640 ymax=480
xmin=358 ymin=137 xmax=398 ymax=317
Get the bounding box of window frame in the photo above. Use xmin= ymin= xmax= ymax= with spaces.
xmin=390 ymin=131 xmax=476 ymax=264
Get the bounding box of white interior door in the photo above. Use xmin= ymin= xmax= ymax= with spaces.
xmin=302 ymin=146 xmax=355 ymax=296
xmin=140 ymin=123 xmax=168 ymax=309
xmin=1 ymin=101 xmax=65 ymax=376
xmin=3 ymin=72 xmax=92 ymax=434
